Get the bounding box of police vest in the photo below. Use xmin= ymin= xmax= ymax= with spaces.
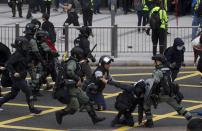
xmin=150 ymin=6 xmax=168 ymax=29
xmin=63 ymin=58 xmax=83 ymax=80
xmin=142 ymin=0 xmax=149 ymax=11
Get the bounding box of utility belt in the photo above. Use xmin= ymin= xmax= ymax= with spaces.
xmin=63 ymin=79 xmax=76 ymax=87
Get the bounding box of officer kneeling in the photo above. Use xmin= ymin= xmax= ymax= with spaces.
xmin=54 ymin=47 xmax=105 ymax=125
xmin=143 ymin=54 xmax=192 ymax=128
xmin=109 ymin=80 xmax=146 ymax=127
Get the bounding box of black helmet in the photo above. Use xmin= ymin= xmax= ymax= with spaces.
xmin=36 ymin=30 xmax=49 ymax=41
xmin=24 ymin=23 xmax=37 ymax=35
xmin=78 ymin=26 xmax=92 ymax=37
xmin=133 ymin=79 xmax=146 ymax=97
xmin=99 ymin=55 xmax=114 ymax=65
xmin=70 ymin=47 xmax=84 ymax=60
xmin=31 ymin=19 xmax=41 ymax=29
xmin=152 ymin=54 xmax=166 ymax=63
xmin=12 ymin=36 xmax=29 ymax=51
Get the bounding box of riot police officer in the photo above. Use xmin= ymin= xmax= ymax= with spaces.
xmin=10 ymin=0 xmax=23 ymax=18
xmin=0 ymin=36 xmax=42 ymax=114
xmin=35 ymin=30 xmax=58 ymax=94
xmin=164 ymin=38 xmax=185 ymax=81
xmin=0 ymin=42 xmax=11 ymax=97
xmin=74 ymin=26 xmax=95 ymax=84
xmin=86 ymin=55 xmax=114 ymax=111
xmin=110 ymin=79 xmax=146 ymax=127
xmin=24 ymin=23 xmax=47 ymax=98
xmin=143 ymin=54 xmax=192 ymax=128
xmin=55 ymin=47 xmax=105 ymax=125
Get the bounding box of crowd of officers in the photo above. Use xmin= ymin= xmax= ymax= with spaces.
xmin=2 ymin=16 xmax=202 ymax=127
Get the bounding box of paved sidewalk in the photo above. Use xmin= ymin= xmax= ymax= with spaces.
xmin=0 ymin=4 xmax=196 ymax=66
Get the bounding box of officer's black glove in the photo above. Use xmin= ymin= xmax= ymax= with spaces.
xmin=91 ymin=57 xmax=96 ymax=63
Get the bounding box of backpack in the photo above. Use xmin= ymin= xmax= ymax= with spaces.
xmin=52 ymin=61 xmax=70 ymax=104
xmin=149 ymin=9 xmax=161 ymax=30
xmin=196 ymin=0 xmax=202 ymax=17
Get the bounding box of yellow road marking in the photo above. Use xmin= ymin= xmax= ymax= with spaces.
xmin=182 ymin=99 xmax=202 ymax=104
xmin=112 ymin=71 xmax=197 ymax=77
xmin=113 ymin=104 xmax=202 ymax=131
xmin=104 ymin=92 xmax=121 ymax=99
xmin=100 ymin=110 xmax=184 ymax=119
xmin=4 ymin=103 xmax=62 ymax=109
xmin=0 ymin=72 xmax=200 ymax=130
xmin=0 ymin=125 xmax=66 ymax=131
xmin=175 ymin=72 xmax=200 ymax=81
xmin=0 ymin=107 xmax=63 ymax=125
xmin=1 ymin=91 xmax=10 ymax=94
xmin=180 ymin=84 xmax=202 ymax=88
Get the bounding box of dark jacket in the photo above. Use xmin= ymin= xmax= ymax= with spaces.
xmin=164 ymin=46 xmax=185 ymax=69
xmin=77 ymin=34 xmax=94 ymax=59
xmin=91 ymin=66 xmax=110 ymax=92
xmin=0 ymin=42 xmax=11 ymax=67
xmin=5 ymin=51 xmax=31 ymax=79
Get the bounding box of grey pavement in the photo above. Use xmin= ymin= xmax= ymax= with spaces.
xmin=0 ymin=4 xmax=196 ymax=66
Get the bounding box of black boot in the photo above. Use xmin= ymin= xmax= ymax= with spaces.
xmin=28 ymin=100 xmax=42 ymax=114
xmin=111 ymin=115 xmax=121 ymax=127
xmin=55 ymin=109 xmax=76 ymax=124
xmin=55 ymin=110 xmax=66 ymax=125
xmin=88 ymin=110 xmax=105 ymax=124
xmin=144 ymin=119 xmax=154 ymax=128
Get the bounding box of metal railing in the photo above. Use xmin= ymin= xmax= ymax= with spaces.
xmin=0 ymin=24 xmax=198 ymax=57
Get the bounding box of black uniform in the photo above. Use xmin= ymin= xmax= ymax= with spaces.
xmin=11 ymin=0 xmax=23 ymax=17
xmin=74 ymin=27 xmax=95 ymax=82
xmin=164 ymin=38 xmax=185 ymax=81
xmin=80 ymin=0 xmax=93 ymax=26
xmin=0 ymin=42 xmax=11 ymax=97
xmin=0 ymin=37 xmax=41 ymax=114
xmin=109 ymin=80 xmax=145 ymax=127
